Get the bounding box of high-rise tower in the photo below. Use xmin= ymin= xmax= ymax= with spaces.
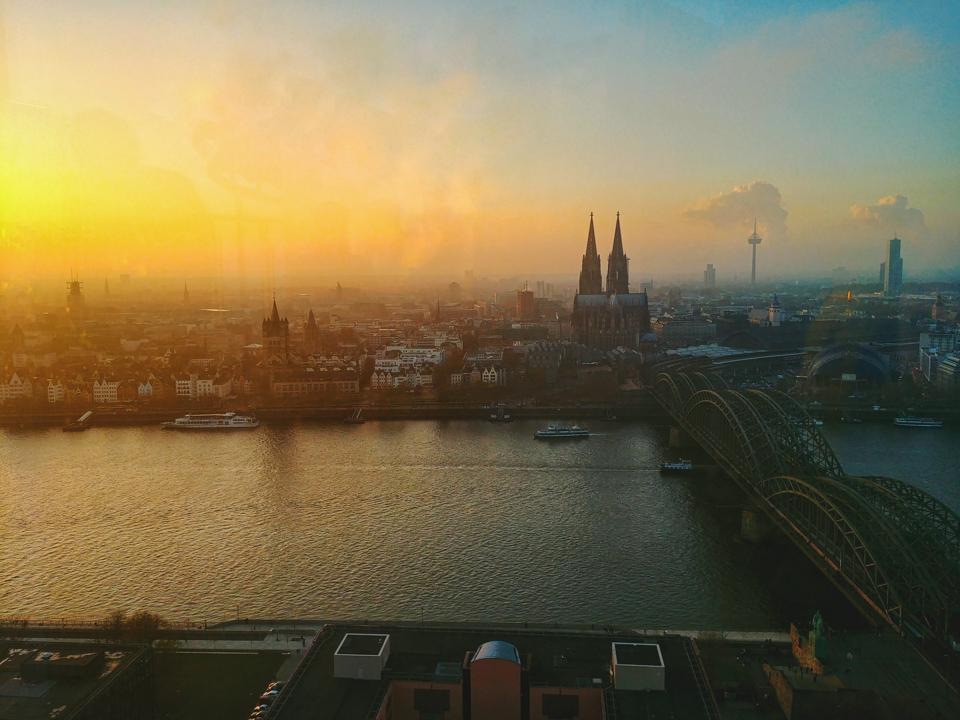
xmin=605 ymin=212 xmax=629 ymax=294
xmin=578 ymin=213 xmax=603 ymax=295
xmin=932 ymin=294 xmax=947 ymax=321
xmin=704 ymin=264 xmax=716 ymax=289
xmin=883 ymin=236 xmax=903 ymax=297
xmin=747 ymin=219 xmax=762 ymax=285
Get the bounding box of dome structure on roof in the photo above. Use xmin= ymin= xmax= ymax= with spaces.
xmin=807 ymin=343 xmax=890 ymax=386
xmin=472 ymin=640 xmax=520 ymax=665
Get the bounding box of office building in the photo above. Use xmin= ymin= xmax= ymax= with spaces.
xmin=516 ymin=289 xmax=536 ymax=320
xmin=704 ymin=263 xmax=716 ymax=289
xmin=882 ymin=237 xmax=903 ymax=297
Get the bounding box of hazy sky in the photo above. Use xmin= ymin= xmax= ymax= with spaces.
xmin=1 ymin=0 xmax=958 ymax=282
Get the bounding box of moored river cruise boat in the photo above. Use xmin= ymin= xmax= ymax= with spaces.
xmin=161 ymin=412 xmax=260 ymax=430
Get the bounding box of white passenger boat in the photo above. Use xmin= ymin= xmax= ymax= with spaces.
xmin=161 ymin=412 xmax=260 ymax=430
xmin=534 ymin=424 xmax=590 ymax=440
xmin=894 ymin=416 xmax=943 ymax=428
xmin=660 ymin=459 xmax=694 ymax=474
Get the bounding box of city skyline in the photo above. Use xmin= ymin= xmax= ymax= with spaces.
xmin=0 ymin=219 xmax=940 ymax=290
xmin=1 ymin=1 xmax=958 ymax=280
xmin=2 ymin=4 xmax=959 ymax=718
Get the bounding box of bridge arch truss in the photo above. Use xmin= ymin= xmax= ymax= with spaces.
xmin=650 ymin=365 xmax=960 ymax=642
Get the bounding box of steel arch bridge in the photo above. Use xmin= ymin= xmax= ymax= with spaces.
xmin=651 ymin=367 xmax=960 ymax=643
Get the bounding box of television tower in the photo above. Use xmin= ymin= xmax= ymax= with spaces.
xmin=747 ymin=219 xmax=762 ymax=285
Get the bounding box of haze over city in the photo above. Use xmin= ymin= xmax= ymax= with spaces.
xmin=4 ymin=2 xmax=960 ymax=720
xmin=1 ymin=0 xmax=958 ymax=282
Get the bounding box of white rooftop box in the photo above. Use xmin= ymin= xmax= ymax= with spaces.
xmin=333 ymin=633 xmax=391 ymax=680
xmin=612 ymin=642 xmax=665 ymax=691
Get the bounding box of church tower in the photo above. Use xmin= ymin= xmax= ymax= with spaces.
xmin=304 ymin=309 xmax=320 ymax=353
xmin=578 ymin=213 xmax=603 ymax=295
xmin=605 ymin=212 xmax=629 ymax=294
xmin=572 ymin=211 xmax=650 ymax=350
xmin=262 ymin=295 xmax=290 ymax=361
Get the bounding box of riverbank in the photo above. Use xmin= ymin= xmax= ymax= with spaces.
xmin=0 ymin=397 xmax=668 ymax=428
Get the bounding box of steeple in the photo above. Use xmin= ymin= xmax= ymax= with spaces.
xmin=270 ymin=293 xmax=281 ymax=323
xmin=262 ymin=294 xmax=290 ymax=362
xmin=605 ymin=211 xmax=629 ymax=294
xmin=611 ymin=211 xmax=624 ymax=256
xmin=304 ymin=308 xmax=320 ymax=353
xmin=586 ymin=212 xmax=598 ymax=256
xmin=578 ymin=213 xmax=603 ymax=295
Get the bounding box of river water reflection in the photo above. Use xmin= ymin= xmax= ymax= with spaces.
xmin=1 ymin=419 xmax=955 ymax=626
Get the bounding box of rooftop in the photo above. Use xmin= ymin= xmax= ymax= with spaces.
xmin=472 ymin=640 xmax=520 ymax=664
xmin=613 ymin=642 xmax=663 ymax=667
xmin=257 ymin=621 xmax=960 ymax=720
xmin=274 ymin=623 xmax=725 ymax=720
xmin=0 ymin=641 xmax=147 ymax=720
xmin=336 ymin=633 xmax=387 ymax=656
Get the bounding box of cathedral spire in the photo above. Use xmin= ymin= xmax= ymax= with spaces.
xmin=611 ymin=211 xmax=623 ymax=256
xmin=586 ymin=212 xmax=598 ymax=256
xmin=578 ymin=212 xmax=603 ymax=294
xmin=606 ymin=211 xmax=629 ymax=294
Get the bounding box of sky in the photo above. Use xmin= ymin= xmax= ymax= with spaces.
xmin=0 ymin=0 xmax=958 ymax=283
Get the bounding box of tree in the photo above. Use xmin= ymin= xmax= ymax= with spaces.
xmin=124 ymin=610 xmax=166 ymax=642
xmin=104 ymin=609 xmax=126 ymax=642
xmin=101 ymin=609 xmax=167 ymax=643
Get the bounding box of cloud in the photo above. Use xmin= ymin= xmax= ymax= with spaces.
xmin=849 ymin=195 xmax=927 ymax=237
xmin=683 ymin=181 xmax=788 ymax=236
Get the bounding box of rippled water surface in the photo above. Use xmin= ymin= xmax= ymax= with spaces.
xmin=1 ymin=420 xmax=955 ymax=626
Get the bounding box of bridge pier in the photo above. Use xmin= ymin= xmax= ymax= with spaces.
xmin=740 ymin=509 xmax=773 ymax=543
xmin=668 ymin=426 xmax=691 ymax=449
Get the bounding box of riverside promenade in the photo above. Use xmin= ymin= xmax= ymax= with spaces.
xmin=0 ymin=396 xmax=667 ymax=428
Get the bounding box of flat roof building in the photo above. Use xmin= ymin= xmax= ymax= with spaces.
xmin=269 ymin=624 xmax=723 ymax=720
xmin=333 ymin=632 xmax=390 ymax=680
xmin=0 ymin=641 xmax=153 ymax=720
xmin=612 ymin=642 xmax=666 ymax=692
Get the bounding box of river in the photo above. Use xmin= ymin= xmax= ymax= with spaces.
xmin=1 ymin=419 xmax=956 ymax=628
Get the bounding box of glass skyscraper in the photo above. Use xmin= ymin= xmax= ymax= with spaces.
xmin=883 ymin=236 xmax=903 ymax=297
